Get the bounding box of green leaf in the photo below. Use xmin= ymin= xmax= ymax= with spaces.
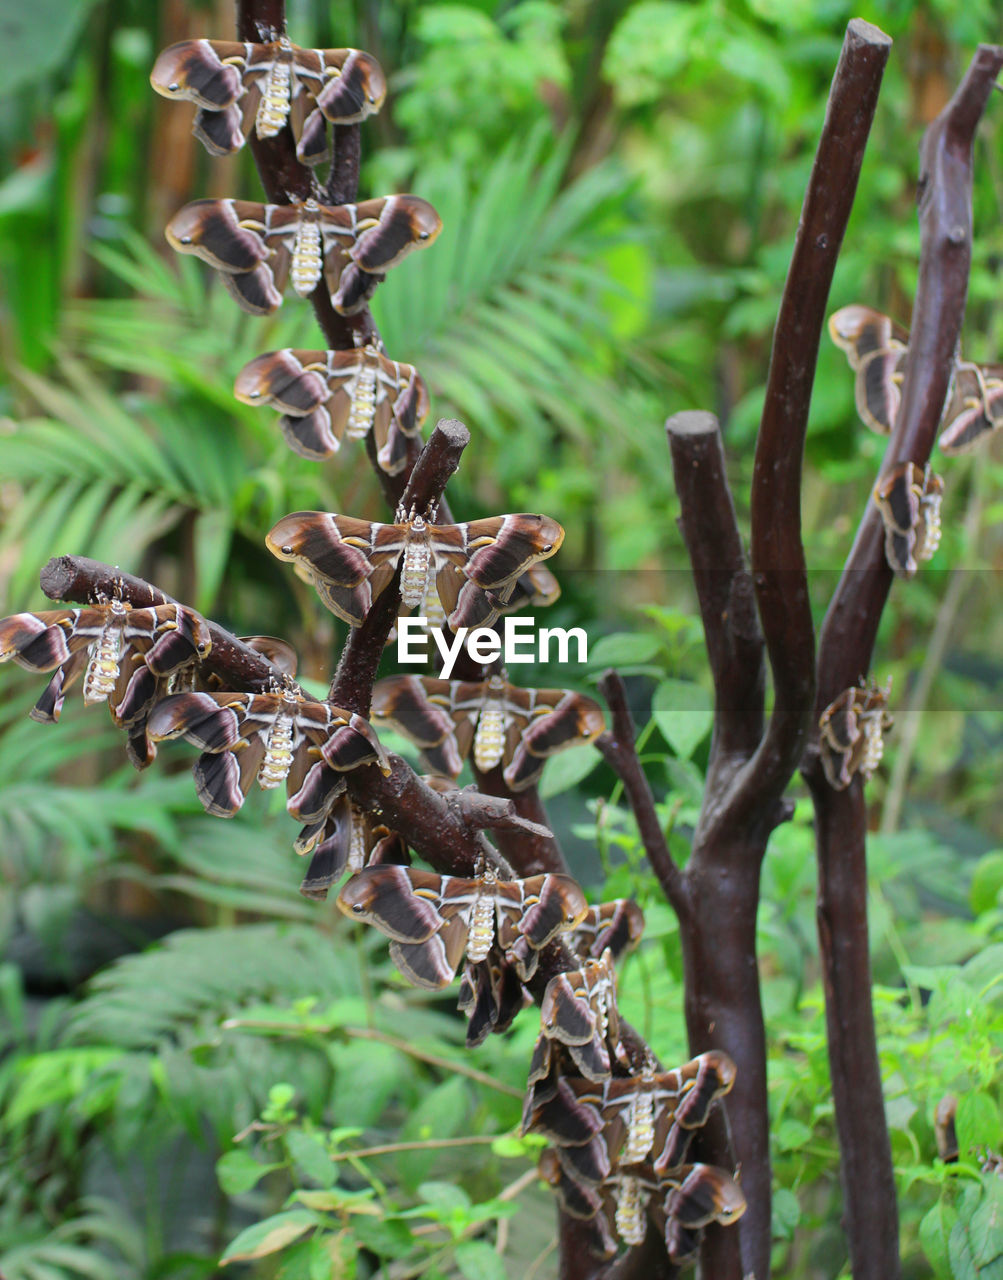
xmin=956 ymin=1094 xmax=1003 ymax=1165
xmin=287 ymin=1129 xmax=337 ymax=1189
xmin=352 ymin=1217 xmax=415 ymax=1260
xmin=771 ymin=1187 xmax=800 ymax=1240
xmin=397 ymin=1076 xmax=470 ymax=1189
xmin=455 ymin=1240 xmax=508 ymax=1280
xmin=588 ymin=632 xmax=663 ymax=669
xmin=968 ymin=1177 xmax=1003 ymax=1266
xmin=417 ymin=1181 xmax=472 ymax=1214
xmin=652 ymin=679 xmax=713 ymax=759
xmin=216 ymin=1149 xmax=281 ymax=1195
xmin=0 ymin=0 xmax=101 ymax=97
xmin=539 ymin=744 xmax=601 ymax=799
xmin=920 ymin=1199 xmax=956 ymax=1280
xmin=220 ymin=1210 xmax=317 ymax=1263
xmin=971 ymin=851 xmax=1003 ymax=917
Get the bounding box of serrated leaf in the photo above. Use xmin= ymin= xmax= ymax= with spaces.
xmin=652 ymin=679 xmax=713 ymax=759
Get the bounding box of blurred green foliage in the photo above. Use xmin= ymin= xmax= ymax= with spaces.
xmin=2 ymin=0 xmax=1003 ymax=1276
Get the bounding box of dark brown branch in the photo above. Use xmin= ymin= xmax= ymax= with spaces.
xmin=327 ymin=418 xmax=470 ymax=714
xmin=39 ymin=555 xmax=281 ymax=692
xmin=468 ymin=768 xmax=571 ymax=877
xmin=666 ymin=411 xmax=764 ymax=777
xmin=742 ymin=19 xmax=891 ymax=817
xmin=595 ymin=671 xmax=689 ymax=923
xmin=803 ymin=43 xmax=1003 ymax=1280
xmin=442 ymin=786 xmax=553 ymax=841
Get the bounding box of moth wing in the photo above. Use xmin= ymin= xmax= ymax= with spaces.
xmin=372 ymin=676 xmax=464 ymax=775
xmin=498 ymin=875 xmax=588 ymax=954
xmin=940 ymin=365 xmax=1003 ymax=454
xmin=150 ymin=39 xmax=245 ymax=109
xmin=234 ymin=349 xmax=329 ymax=415
xmin=165 ymin=199 xmax=269 ymax=272
xmin=193 ymin=736 xmax=263 ymax=817
xmin=297 ymin=791 xmax=353 ymax=898
xmin=314 ymin=49 xmax=387 ymax=123
xmin=828 ymin=305 xmax=905 ymax=367
xmin=30 ymin=649 xmax=90 ymax=723
xmin=855 ymin=345 xmax=906 ymax=434
xmin=503 ymin=692 xmax=605 ymax=792
xmin=147 ymin=691 xmax=248 ymax=751
xmin=336 ymin=865 xmax=447 ymax=941
xmin=449 ymin=515 xmax=565 ymax=590
xmin=349 ymin=195 xmax=442 ymax=273
xmin=192 ymin=104 xmax=246 ymax=156
xmin=568 ymin=1034 xmax=612 ymax=1082
xmin=541 ymin=973 xmax=595 ymax=1046
xmin=220 ymin=264 xmax=284 ymax=315
xmin=330 ymin=262 xmax=380 ymax=315
xmin=110 ymin=650 xmax=158 ymax=726
xmin=1 ymin=611 xmax=74 ymax=670
xmin=389 ymin=915 xmax=467 ymax=989
xmin=320 ymin=711 xmax=389 ymax=774
xmin=296 ymin=106 xmax=330 ymax=166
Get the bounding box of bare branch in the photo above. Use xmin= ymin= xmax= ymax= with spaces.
xmin=666 ymin=411 xmax=764 ymax=772
xmin=744 ymin=19 xmax=891 ymax=812
xmin=595 ymin=670 xmax=689 ymax=923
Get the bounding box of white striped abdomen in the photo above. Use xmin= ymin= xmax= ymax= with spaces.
xmin=258 ymin=714 xmax=294 ymax=787
xmin=622 ymin=1088 xmax=655 ymax=1164
xmin=83 ymin=615 xmax=125 ymax=704
xmin=614 ymin=1177 xmax=646 ymax=1245
xmin=400 ymin=529 xmax=431 ymax=608
xmin=348 ymin=809 xmax=368 ymax=872
xmin=256 ymin=58 xmax=292 ymax=137
xmin=291 ymin=218 xmax=323 ymax=296
xmin=473 ymin=699 xmax=507 ymax=773
xmin=467 ymin=877 xmax=497 ymax=963
xmin=346 ymin=356 xmax=378 ymax=438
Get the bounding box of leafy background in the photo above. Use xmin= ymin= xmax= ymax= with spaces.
xmin=1 ymin=1 xmax=1002 ymax=1277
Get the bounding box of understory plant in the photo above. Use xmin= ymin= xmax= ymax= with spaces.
xmin=2 ymin=5 xmax=1002 ymax=1280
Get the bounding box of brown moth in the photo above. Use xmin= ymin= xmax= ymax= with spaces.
xmin=292 ymin=782 xmax=409 ymax=900
xmin=457 ymin=950 xmax=528 ymax=1048
xmin=234 ymin=346 xmax=429 ymax=472
xmin=527 ymin=950 xmax=623 ymax=1086
xmin=371 ymin=673 xmax=603 ymax=790
xmin=0 ymin=601 xmax=212 ymax=767
xmin=151 ymin=37 xmax=386 ymax=165
xmin=147 ymin=688 xmax=388 ymax=818
xmin=818 ymin=677 xmax=893 ymax=791
xmin=165 ymin=195 xmax=441 ymax=315
xmin=872 ymin=461 xmax=943 ymax=578
xmin=569 ymin=899 xmax=645 ymax=961
xmin=830 ymin=304 xmax=1003 ymax=453
xmin=336 ymin=864 xmax=588 ymax=988
xmin=266 ymin=509 xmax=564 ymax=631
xmin=524 ymin=1051 xmax=738 ymax=1186
xmin=828 ymin=304 xmax=909 ymax=435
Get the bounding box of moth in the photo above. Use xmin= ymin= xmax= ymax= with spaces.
xmin=524 ymin=1052 xmax=738 ymax=1185
xmin=818 ymin=677 xmax=892 ymax=791
xmin=937 ymin=360 xmax=1003 ymax=454
xmin=165 ymin=195 xmax=441 ymax=316
xmin=266 ymin=509 xmax=564 ymax=631
xmin=828 ymin=305 xmax=909 ymax=435
xmin=569 ymin=899 xmax=645 ymax=962
xmin=146 ymin=688 xmax=388 ymax=818
xmin=661 ymin=1164 xmax=747 ymax=1263
xmin=528 ymin=950 xmax=623 ymax=1085
xmin=830 ymin=304 xmax=1003 ymax=452
xmin=335 ymin=864 xmax=588 ymax=989
xmin=371 ymin=674 xmax=603 ymax=790
xmin=234 ymin=346 xmax=429 ymax=472
xmin=151 ymin=37 xmax=386 ymax=165
xmin=457 ymin=951 xmax=527 ymax=1048
xmin=872 ymin=461 xmax=943 ymax=578
xmin=0 ymin=600 xmax=211 ymax=756
xmin=292 ymin=782 xmax=408 ymax=900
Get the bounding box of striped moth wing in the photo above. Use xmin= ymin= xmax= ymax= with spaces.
xmin=537 ymin=1149 xmax=620 ymax=1258
xmin=828 ymin=305 xmax=909 ymax=435
xmin=0 ymin=601 xmax=210 ymax=727
xmin=457 ymin=951 xmax=527 ymax=1047
xmin=266 ymin=511 xmax=564 ymax=629
xmin=818 ymin=678 xmax=892 ymax=790
xmin=234 ymin=346 xmax=428 ymax=472
xmin=872 ymin=461 xmax=943 ymax=578
xmin=151 ymin=38 xmax=386 ymax=165
xmin=166 ymin=195 xmax=441 ymax=316
xmin=938 ymin=361 xmax=1003 ymax=454
xmin=661 ymin=1164 xmax=747 ymax=1262
xmin=335 ymin=865 xmax=587 ymax=989
xmin=292 ymin=783 xmax=409 ymax=900
xmin=538 ymin=950 xmax=622 ymax=1082
xmin=570 ymin=899 xmax=645 ymax=961
xmin=370 ymin=673 xmax=603 ymax=789
xmin=147 ymin=688 xmax=387 ymax=818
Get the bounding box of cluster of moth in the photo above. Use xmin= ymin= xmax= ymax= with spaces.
xmin=818 ymin=303 xmax=1003 ymax=791
xmin=0 ymin=24 xmax=748 ymax=1266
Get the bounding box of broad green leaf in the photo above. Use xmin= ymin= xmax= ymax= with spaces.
xmin=397 ymin=1076 xmax=470 ymax=1189
xmin=455 ymin=1240 xmax=508 ymax=1280
xmin=956 ymin=1095 xmax=1003 ymax=1166
xmin=920 ymin=1199 xmax=956 ymax=1280
xmin=0 ymin=0 xmax=101 ymax=96
xmin=216 ymin=1149 xmax=281 ymax=1195
xmin=287 ymin=1129 xmax=337 ymax=1189
xmin=417 ymin=1181 xmax=471 ymax=1214
xmin=220 ymin=1209 xmax=316 ymax=1263
xmin=652 ymin=679 xmax=713 ymax=759
xmin=587 ymin=632 xmax=663 ymax=669
xmin=539 ymin=744 xmax=601 ymax=800
xmin=971 ymin=851 xmax=1003 ymax=917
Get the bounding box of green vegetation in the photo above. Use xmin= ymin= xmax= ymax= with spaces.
xmin=1 ymin=1 xmax=1001 ymax=1277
